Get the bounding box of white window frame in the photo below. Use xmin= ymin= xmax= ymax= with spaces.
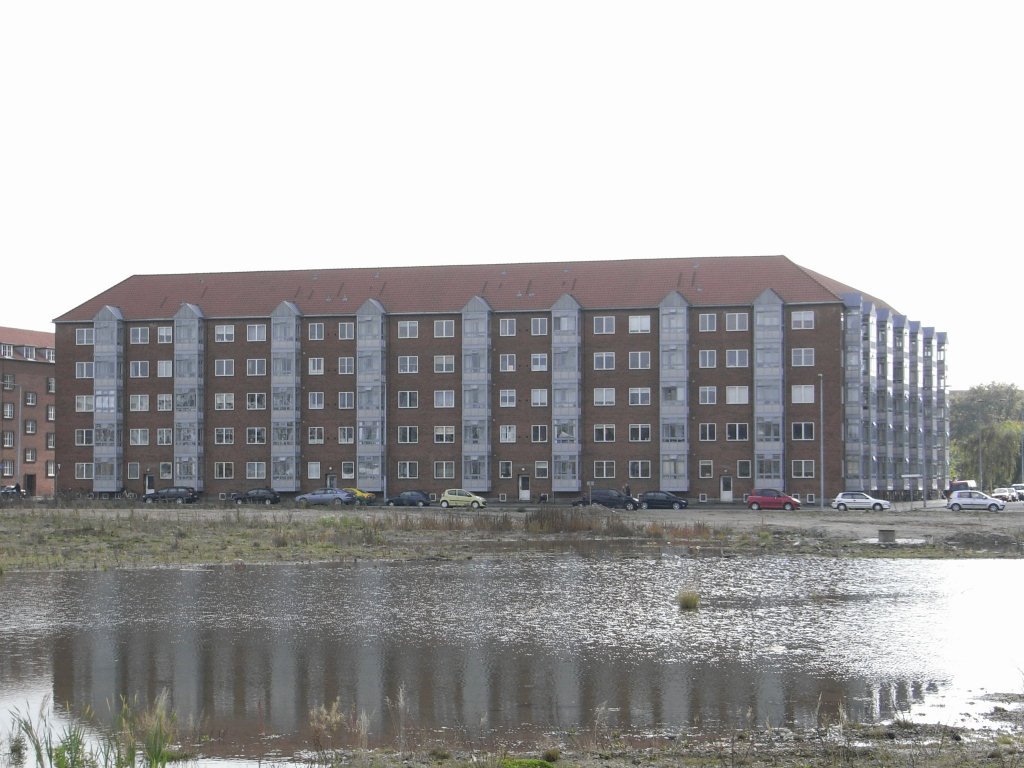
xmin=699 ymin=314 xmax=716 ymax=332
xmin=699 ymin=386 xmax=717 ymax=405
xmin=435 ymin=389 xmax=456 ymax=408
xmin=531 ymin=353 xmax=548 ymax=371
xmin=725 ymin=385 xmax=749 ymax=404
xmin=629 ymin=387 xmax=651 ymax=406
xmin=594 ymin=387 xmax=615 ymax=406
xmin=792 ymin=384 xmax=815 ymax=404
xmin=726 ymin=312 xmax=749 ymax=332
xmin=628 ymin=315 xmax=651 ymax=334
xmin=699 ymin=350 xmax=717 ymax=368
xmin=398 ymin=320 xmax=419 ymax=339
xmin=499 ymin=318 xmax=516 ymax=337
xmin=434 ymin=319 xmax=455 ymax=338
xmin=531 ymin=317 xmax=548 ymax=336
xmin=247 ymin=324 xmax=267 ymax=342
xmin=308 ymin=322 xmax=325 ymax=341
xmin=792 ymin=348 xmax=815 ymax=367
xmin=593 ymin=316 xmax=615 ymax=335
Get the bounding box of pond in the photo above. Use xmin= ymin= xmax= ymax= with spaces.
xmin=1 ymin=545 xmax=1021 ymax=761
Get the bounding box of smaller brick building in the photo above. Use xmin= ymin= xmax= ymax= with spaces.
xmin=0 ymin=326 xmax=56 ymax=497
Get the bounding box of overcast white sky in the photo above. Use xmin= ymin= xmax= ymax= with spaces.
xmin=2 ymin=2 xmax=1021 ymax=391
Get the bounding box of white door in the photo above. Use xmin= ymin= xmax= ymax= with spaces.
xmin=720 ymin=474 xmax=733 ymax=503
xmin=518 ymin=475 xmax=530 ymax=502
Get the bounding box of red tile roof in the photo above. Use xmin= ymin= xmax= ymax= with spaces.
xmin=54 ymin=255 xmax=896 ymax=322
xmin=0 ymin=326 xmax=56 ymax=348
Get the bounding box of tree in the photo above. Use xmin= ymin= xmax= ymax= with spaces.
xmin=949 ymin=383 xmax=1024 ymax=487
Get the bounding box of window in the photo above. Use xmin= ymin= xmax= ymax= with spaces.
xmin=434 ymin=461 xmax=455 ymax=479
xmin=726 ymin=349 xmax=749 ymax=368
xmin=247 ymin=462 xmax=267 ymax=480
xmin=24 ymin=391 xmax=37 ymax=406
xmin=247 ymin=392 xmax=267 ymax=410
xmin=791 ymin=310 xmax=815 ymax=329
xmin=726 ymin=313 xmax=749 ymax=331
xmin=247 ymin=427 xmax=267 ymax=444
xmin=699 ymin=460 xmax=714 ymax=479
xmin=4 ymin=402 xmax=15 ymax=419
xmin=593 ymin=352 xmax=615 ymax=370
xmin=307 ymin=357 xmax=325 ymax=375
xmin=398 ymin=426 xmax=419 ymax=444
xmin=699 ymin=386 xmax=717 ymax=405
xmin=699 ymin=423 xmax=716 ymax=441
xmin=499 ymin=354 xmax=516 ymax=372
xmin=331 ymin=321 xmax=352 ymax=340
xmin=75 ymin=361 xmax=94 ymax=379
xmin=215 ymin=359 xmax=234 ymax=377
xmin=46 ymin=406 xmax=55 ymax=422
xmin=792 ymin=422 xmax=815 ymax=440
xmin=156 ymin=394 xmax=172 ymax=411
xmin=629 ymin=460 xmax=651 ymax=479
xmin=308 ymin=391 xmax=325 ymax=409
xmin=215 ymin=392 xmax=234 ymax=410
xmin=431 ymin=425 xmax=454 ymax=444
xmin=792 ymin=385 xmax=815 ymax=404
xmin=159 ymin=462 xmax=172 ymax=479
xmin=308 ymin=322 xmax=324 ymax=341
xmin=338 ymin=426 xmax=354 ymax=444
xmin=398 ymin=321 xmax=418 ymax=339
xmin=593 ymin=316 xmax=615 ymax=334
xmin=499 ymin=424 xmax=516 ymax=443
xmin=737 ymin=460 xmax=752 ymax=478
xmin=395 ymin=461 xmax=418 ymax=479
xmin=434 ymin=319 xmax=455 ymax=338
xmin=630 ymin=423 xmax=651 ymax=442
xmin=629 ymin=315 xmax=651 ymax=334
xmin=2 ymin=374 xmax=13 ymax=390
xmin=531 ymin=424 xmax=548 ymax=443
xmin=157 ymin=326 xmax=173 ymax=344
xmin=594 ymin=387 xmax=615 ymax=406
xmin=499 ymin=389 xmax=515 ymax=407
xmin=594 ymin=424 xmax=615 ymax=442
xmin=792 ymin=348 xmax=815 ymax=367
xmin=157 ymin=428 xmax=172 ymax=446
xmin=792 ymin=459 xmax=815 ymax=479
xmin=435 ymin=389 xmax=455 ymax=408
xmin=499 ymin=461 xmax=512 ymax=479
xmin=726 ymin=386 xmax=749 ymax=405
xmin=76 ymin=328 xmax=95 ymax=345
xmin=214 ymin=324 xmax=234 ymax=342
xmin=337 ymin=391 xmax=354 ymax=409
xmin=46 ymin=377 xmax=55 ymax=393
xmin=531 ymin=353 xmax=548 ymax=371
xmin=247 ymin=324 xmax=266 ymax=342
xmin=215 ymin=427 xmax=235 ymax=445
xmin=629 ymin=351 xmax=650 ymax=369
xmin=130 ymin=327 xmax=150 ymax=344
xmin=629 ymin=387 xmax=651 ymax=406
xmin=531 ymin=317 xmax=548 ymax=336
xmin=157 ymin=360 xmax=173 ymax=377
xmin=76 ymin=463 xmax=95 ymax=480
xmin=129 ymin=394 xmax=149 ymax=411
xmin=499 ymin=318 xmax=516 ymax=336
xmin=247 ymin=358 xmax=266 ymax=376
xmin=214 ymin=462 xmax=234 ymax=480
xmin=594 ymin=460 xmax=615 ymax=479
xmin=756 ymin=455 xmax=783 ymax=480
xmin=75 ymin=429 xmax=93 ymax=446
xmin=727 ymin=423 xmax=749 ymax=441
xmin=699 ymin=314 xmax=716 ymax=332
xmin=699 ymin=350 xmax=717 ymax=368
xmin=330 ymin=356 xmax=351 ymax=375
xmin=389 ymin=355 xmax=414 ymax=375
xmin=531 ymin=388 xmax=548 ymax=407
xmin=434 ymin=355 xmax=455 ymax=373
xmin=398 ymin=391 xmax=419 ymax=408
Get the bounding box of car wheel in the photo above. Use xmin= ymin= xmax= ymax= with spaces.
xmin=640 ymin=502 xmax=649 ymax=509
xmin=783 ymin=503 xmax=794 ymax=511
xmin=235 ymin=499 xmax=244 ymax=505
xmin=749 ymin=502 xmax=761 ymax=511
xmin=144 ymin=497 xmax=154 ymax=503
xmin=989 ymin=503 xmax=1000 ymax=512
xmin=470 ymin=501 xmax=479 ymax=509
xmin=440 ymin=501 xmax=449 ymax=508
xmin=625 ymin=502 xmax=636 ymax=511
xmin=872 ymin=503 xmax=883 ymax=511
xmin=387 ymin=501 xmax=396 ymax=507
xmin=332 ymin=498 xmax=344 ymax=506
xmin=950 ymin=503 xmax=961 ymax=511
xmin=264 ymin=499 xmax=272 ymax=505
xmin=837 ymin=503 xmax=847 ymax=512
xmin=672 ymin=502 xmax=681 ymax=510
xmin=176 ymin=497 xmax=185 ymax=504
xmin=416 ymin=500 xmax=425 ymax=507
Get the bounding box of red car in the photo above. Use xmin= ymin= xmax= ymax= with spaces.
xmin=746 ymin=488 xmax=801 ymax=511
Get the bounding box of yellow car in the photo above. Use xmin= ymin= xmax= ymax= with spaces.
xmin=343 ymin=487 xmax=376 ymax=504
xmin=439 ymin=488 xmax=487 ymax=509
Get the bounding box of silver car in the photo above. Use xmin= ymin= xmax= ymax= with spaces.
xmin=946 ymin=490 xmax=1005 ymax=512
xmin=830 ymin=491 xmax=891 ymax=511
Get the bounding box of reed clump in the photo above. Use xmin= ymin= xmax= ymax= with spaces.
xmin=676 ymin=589 xmax=700 ymax=610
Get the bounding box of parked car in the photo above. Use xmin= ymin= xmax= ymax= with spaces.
xmin=571 ymin=488 xmax=640 ymax=511
xmin=830 ymin=491 xmax=891 ymax=512
xmin=385 ymin=490 xmax=431 ymax=507
xmin=1013 ymin=484 xmax=1024 ymax=501
xmin=343 ymin=487 xmax=376 ymax=504
xmin=946 ymin=489 xmax=1006 ymax=512
xmin=943 ymin=479 xmax=977 ymax=499
xmin=746 ymin=489 xmax=801 ymax=511
xmin=439 ymin=488 xmax=487 ymax=508
xmin=295 ymin=487 xmax=355 ymax=506
xmin=230 ymin=487 xmax=281 ymax=505
xmin=637 ymin=491 xmax=688 ymax=510
xmin=143 ymin=486 xmax=199 ymax=504
xmin=991 ymin=488 xmax=1015 ymax=503
xmin=0 ymin=485 xmax=26 ymax=498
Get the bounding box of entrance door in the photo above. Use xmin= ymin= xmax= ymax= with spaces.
xmin=325 ymin=474 xmax=337 ymax=489
xmin=518 ymin=475 xmax=530 ymax=502
xmin=720 ymin=474 xmax=733 ymax=503
xmin=144 ymin=474 xmax=155 ymax=495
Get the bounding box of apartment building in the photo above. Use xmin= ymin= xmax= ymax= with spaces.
xmin=53 ymin=256 xmax=949 ymax=504
xmin=0 ymin=326 xmax=57 ymax=496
